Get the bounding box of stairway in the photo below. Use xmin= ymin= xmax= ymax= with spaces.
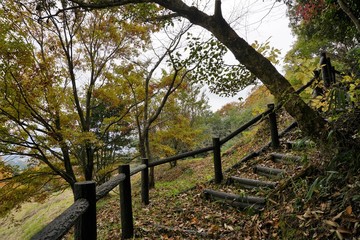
xmin=202 ymin=141 xmax=305 ymax=212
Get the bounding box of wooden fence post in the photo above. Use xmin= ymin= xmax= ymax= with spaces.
xmin=119 ymin=165 xmax=134 ymax=239
xmin=213 ymin=137 xmax=223 ymax=184
xmin=326 ymin=57 xmax=335 ymax=84
xmin=320 ymin=52 xmax=332 ymax=88
xmin=74 ymin=181 xmax=97 ymax=240
xmin=141 ymin=158 xmax=149 ymax=205
xmin=268 ymin=104 xmax=280 ymax=149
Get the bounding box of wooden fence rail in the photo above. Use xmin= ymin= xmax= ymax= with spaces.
xmin=31 ymin=198 xmax=89 ymax=240
xmin=96 ymin=174 xmax=126 ymax=201
xmin=31 ymin=169 xmax=133 ymax=240
xmin=32 ymin=70 xmax=321 ymax=239
xmin=220 ymin=107 xmax=273 ymax=145
xmin=148 ymin=146 xmax=214 ymax=167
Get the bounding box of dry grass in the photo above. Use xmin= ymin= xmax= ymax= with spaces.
xmin=0 ymin=189 xmax=73 ymax=240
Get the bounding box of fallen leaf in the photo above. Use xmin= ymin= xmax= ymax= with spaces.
xmin=332 ymin=211 xmax=343 ymax=221
xmin=303 ymin=208 xmax=312 ymax=218
xmin=332 ymin=192 xmax=341 ymax=198
xmin=311 ymin=210 xmax=323 ymax=219
xmin=190 ymin=217 xmax=198 ymax=225
xmin=320 ymin=202 xmax=330 ymax=211
xmin=335 ymin=230 xmax=343 ymax=240
xmin=324 ymin=220 xmax=339 ymax=228
xmin=345 ymin=205 xmax=352 ymax=215
xmin=224 ymin=223 xmax=234 ymax=231
xmin=336 ymin=227 xmax=352 ymax=234
xmin=268 ymin=198 xmax=278 ymax=204
xmin=208 ymin=224 xmax=219 ymax=233
xmin=297 ymin=215 xmax=305 ymax=221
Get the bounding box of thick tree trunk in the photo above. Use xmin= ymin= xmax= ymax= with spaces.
xmin=154 ymin=0 xmax=330 ymax=143
xmin=73 ymin=0 xmax=333 ymax=147
xmin=210 ymin=20 xmax=329 ymax=141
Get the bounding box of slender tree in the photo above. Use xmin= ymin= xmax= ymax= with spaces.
xmin=122 ymin=23 xmax=197 ymax=186
xmin=149 ymin=82 xmax=212 ymax=167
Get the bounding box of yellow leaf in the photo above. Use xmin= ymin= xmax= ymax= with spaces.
xmin=208 ymin=224 xmax=219 ymax=233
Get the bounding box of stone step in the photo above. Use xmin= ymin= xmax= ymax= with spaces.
xmin=203 ymin=189 xmax=265 ymax=210
xmin=253 ymin=165 xmax=286 ymax=178
xmin=270 ymin=152 xmax=301 ymax=163
xmin=227 ymin=176 xmax=277 ymax=189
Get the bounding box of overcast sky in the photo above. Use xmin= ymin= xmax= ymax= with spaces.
xmin=207 ymin=0 xmax=295 ymax=111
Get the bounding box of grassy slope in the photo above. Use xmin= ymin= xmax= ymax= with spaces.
xmin=0 ymin=189 xmax=73 ymax=239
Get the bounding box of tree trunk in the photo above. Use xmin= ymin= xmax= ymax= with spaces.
xmin=139 ymin=133 xmax=155 ymax=188
xmin=154 ymin=0 xmax=330 ymax=144
xmin=337 ymin=0 xmax=360 ymax=34
xmin=144 ymin=130 xmax=156 ymax=188
xmin=85 ymin=145 xmax=94 ymax=181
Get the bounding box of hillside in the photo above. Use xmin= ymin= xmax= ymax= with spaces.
xmin=1 ymin=85 xmax=359 ymax=239
xmin=88 ymin=107 xmax=356 ymax=239
xmin=1 ymin=1 xmax=359 ymax=239
xmin=92 ymin=112 xmax=360 ymax=239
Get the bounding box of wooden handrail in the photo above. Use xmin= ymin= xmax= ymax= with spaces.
xmin=130 ymin=164 xmax=147 ymax=176
xmin=148 ymin=107 xmax=274 ymax=168
xmin=295 ymin=72 xmax=319 ymax=95
xmin=148 ymin=146 xmax=214 ymax=167
xmin=96 ymin=173 xmax=126 ymax=201
xmin=31 ymin=198 xmax=89 ymax=240
xmin=220 ymin=108 xmax=273 ymax=145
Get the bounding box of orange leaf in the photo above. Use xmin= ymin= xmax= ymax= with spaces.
xmin=191 ymin=217 xmax=199 ymax=225
xmin=345 ymin=205 xmax=352 ymax=215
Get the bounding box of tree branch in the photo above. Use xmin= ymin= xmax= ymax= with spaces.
xmin=145 ymin=12 xmax=180 ymax=22
xmin=337 ymin=0 xmax=360 ymax=34
xmin=214 ymin=0 xmax=223 ymax=19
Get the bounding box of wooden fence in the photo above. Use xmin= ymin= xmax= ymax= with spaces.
xmin=31 ymin=68 xmax=322 ymax=240
xmin=30 ymin=103 xmax=294 ymax=240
